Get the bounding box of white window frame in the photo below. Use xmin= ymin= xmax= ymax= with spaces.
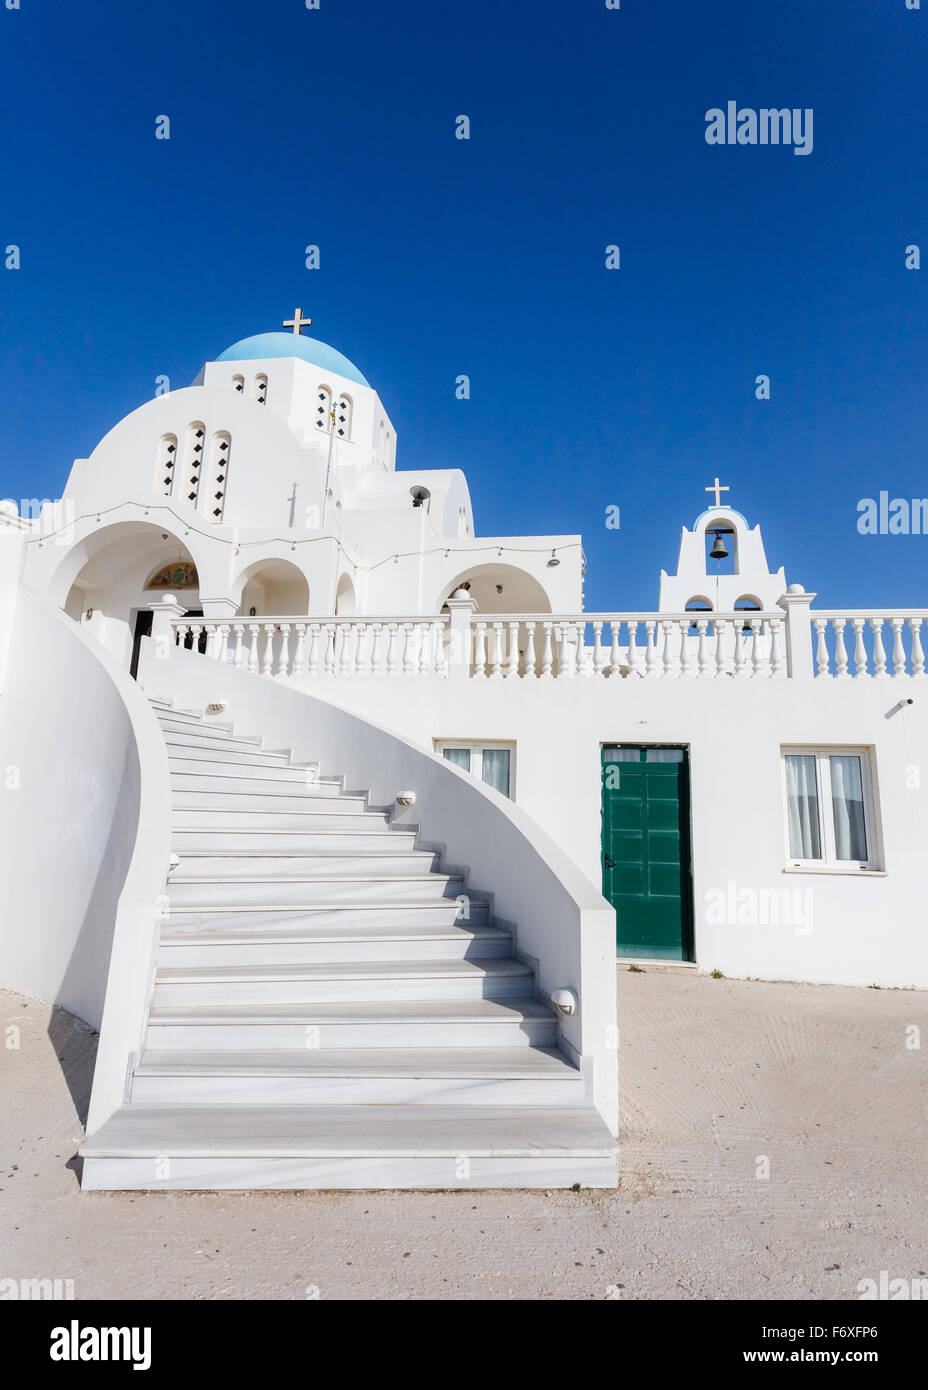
xmin=780 ymin=746 xmax=879 ymax=871
xmin=435 ymin=740 xmax=515 ymax=799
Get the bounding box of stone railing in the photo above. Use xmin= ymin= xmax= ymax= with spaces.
xmin=150 ymin=598 xmax=928 ymax=682
xmin=810 ymin=611 xmax=928 ymax=679
xmin=170 ymin=615 xmax=449 ymax=678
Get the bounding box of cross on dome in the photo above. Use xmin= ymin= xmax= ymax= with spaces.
xmin=705 ymin=476 xmax=730 ymax=507
xmin=283 ymin=307 xmax=312 ymax=335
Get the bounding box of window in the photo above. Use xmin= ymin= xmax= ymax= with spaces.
xmin=781 ymin=748 xmax=878 ymax=869
xmin=438 ymin=742 xmax=513 ymax=798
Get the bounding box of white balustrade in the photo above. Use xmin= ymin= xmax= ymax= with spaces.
xmin=808 ymin=612 xmax=928 ymax=679
xmin=167 ymin=609 xmax=928 ymax=683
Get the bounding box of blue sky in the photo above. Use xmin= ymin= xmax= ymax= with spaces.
xmin=0 ymin=0 xmax=925 ymax=610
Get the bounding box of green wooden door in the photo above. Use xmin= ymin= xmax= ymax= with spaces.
xmin=601 ymin=746 xmax=693 ymax=961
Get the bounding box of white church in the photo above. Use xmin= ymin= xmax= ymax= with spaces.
xmin=1 ymin=312 xmax=925 ymax=1190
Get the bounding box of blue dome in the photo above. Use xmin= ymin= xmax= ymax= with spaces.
xmin=216 ymin=332 xmax=369 ymax=387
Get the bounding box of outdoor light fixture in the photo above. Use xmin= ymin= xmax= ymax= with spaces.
xmin=552 ymin=987 xmax=578 ymax=1017
xmin=547 ymin=549 xmax=560 ymax=566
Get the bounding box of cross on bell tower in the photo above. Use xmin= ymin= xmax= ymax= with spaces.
xmin=283 ymin=307 xmax=312 ymax=335
xmin=705 ymin=476 xmax=730 ymax=507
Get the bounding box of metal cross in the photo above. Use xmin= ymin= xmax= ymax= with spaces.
xmin=705 ymin=477 xmax=730 ymax=507
xmin=283 ymin=307 xmax=312 ymax=335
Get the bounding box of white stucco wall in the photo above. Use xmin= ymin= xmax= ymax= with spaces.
xmin=275 ymin=673 xmax=928 ymax=990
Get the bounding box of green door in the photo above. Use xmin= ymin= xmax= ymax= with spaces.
xmin=601 ymin=746 xmax=693 ymax=961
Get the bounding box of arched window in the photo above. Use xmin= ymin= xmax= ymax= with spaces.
xmin=335 ymin=393 xmax=352 ymax=440
xmin=203 ymin=430 xmax=231 ymax=522
xmin=255 ymin=374 xmax=268 ymax=406
xmin=315 ymin=385 xmax=332 ymax=433
xmin=155 ymin=433 xmax=177 ymax=496
xmin=231 ymin=374 xmax=245 ymax=395
xmin=735 ymin=595 xmax=762 ymax=634
xmin=181 ymin=422 xmax=206 ymax=506
xmin=685 ymin=596 xmax=713 ymax=635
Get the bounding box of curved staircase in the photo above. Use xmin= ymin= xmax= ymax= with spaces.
xmin=80 ymin=699 xmax=617 ymax=1189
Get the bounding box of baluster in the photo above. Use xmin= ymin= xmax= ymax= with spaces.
xmin=369 ymin=622 xmax=383 ymax=675
xmin=246 ymin=624 xmax=259 ymax=674
xmin=697 ymin=620 xmax=711 ymax=677
xmin=625 ymin=621 xmax=639 ymax=679
xmin=506 ymin=621 xmax=520 ymax=678
xmin=353 ymin=623 xmax=368 ymax=676
xmin=769 ymin=618 xmax=784 ymax=677
xmin=337 ymin=623 xmax=352 ymax=676
xmin=733 ymin=620 xmax=748 ymax=678
xmin=540 ymin=622 xmax=553 ymax=679
xmin=418 ymin=622 xmax=432 ymax=677
xmin=554 ymin=624 xmax=570 ymax=679
xmin=489 ymin=622 xmax=504 ymax=678
xmin=386 ymin=623 xmax=400 ymax=676
xmin=608 ymin=620 xmax=621 ymax=678
xmin=524 ymin=621 xmax=537 ymax=678
xmin=680 ymin=619 xmax=695 ymax=678
xmin=750 ymin=617 xmax=764 ymax=677
xmin=307 ymin=623 xmax=322 ymax=676
xmin=323 ymin=623 xmax=337 ymax=676
xmin=293 ymin=623 xmax=307 ymax=677
xmin=852 ymin=618 xmax=868 ymax=678
xmin=574 ymin=621 xmax=590 ymax=677
xmin=644 ymin=620 xmax=658 ymax=678
xmin=260 ymin=624 xmax=274 ymax=676
xmin=274 ymin=624 xmax=291 ymax=677
xmin=870 ymin=618 xmax=887 ymax=678
xmin=715 ymin=618 xmax=729 ymax=678
xmin=232 ymin=622 xmax=245 ymax=668
xmin=433 ymin=619 xmax=448 ymax=676
xmin=592 ymin=621 xmax=604 ymax=678
xmin=891 ymin=617 xmax=907 ymax=678
xmin=474 ymin=621 xmax=487 ymax=678
xmin=402 ymin=622 xmax=416 ymax=676
xmin=909 ymin=618 xmax=925 ymax=678
xmin=661 ymin=620 xmax=677 ymax=678
xmin=205 ymin=623 xmax=221 ymax=660
xmin=833 ymin=618 xmax=849 ymax=679
xmin=813 ymin=618 xmax=830 ymax=678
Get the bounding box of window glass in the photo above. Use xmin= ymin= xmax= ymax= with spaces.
xmin=604 ymin=749 xmax=640 ymax=763
xmin=646 ymin=749 xmax=684 ymax=763
xmin=785 ymin=754 xmax=822 ymax=860
xmin=830 ymin=755 xmax=868 ymax=861
xmin=442 ymin=748 xmax=471 ymax=772
xmin=481 ymin=748 xmax=510 ymax=797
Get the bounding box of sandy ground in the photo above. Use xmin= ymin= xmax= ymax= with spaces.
xmin=1 ymin=970 xmax=925 ymax=1301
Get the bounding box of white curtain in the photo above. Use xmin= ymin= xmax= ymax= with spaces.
xmin=831 ymin=755 xmax=867 ymax=861
xmin=481 ymin=748 xmax=511 ymax=797
xmin=785 ymin=754 xmax=821 ymax=859
xmin=442 ymin=748 xmax=471 ymax=772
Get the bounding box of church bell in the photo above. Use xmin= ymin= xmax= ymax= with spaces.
xmin=709 ymin=530 xmax=729 ymax=561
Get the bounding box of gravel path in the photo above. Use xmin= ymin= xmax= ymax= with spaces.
xmin=1 ymin=970 xmax=924 ymax=1300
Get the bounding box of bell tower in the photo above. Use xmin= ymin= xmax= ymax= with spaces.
xmin=658 ymin=484 xmax=786 ymax=613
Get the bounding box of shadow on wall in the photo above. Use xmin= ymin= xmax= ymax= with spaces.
xmin=46 ymin=1003 xmax=99 ymax=1130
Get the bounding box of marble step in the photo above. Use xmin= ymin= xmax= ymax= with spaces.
xmin=172 ymin=790 xmax=382 ymax=814
xmin=166 ymin=872 xmax=468 ymax=908
xmin=156 ymin=713 xmax=256 ymax=741
xmin=170 ymin=773 xmax=357 ymax=799
xmin=130 ymin=1047 xmax=584 ymax=1106
xmin=170 ymin=851 xmax=440 ymax=879
xmin=158 ymin=920 xmax=511 ymax=967
xmin=170 ymin=828 xmax=420 ymax=853
xmin=145 ymin=996 xmax=557 ymax=1050
xmin=152 ymin=957 xmax=534 ymax=1006
xmin=162 ymin=728 xmax=293 ymax=757
xmin=162 ymin=902 xmax=491 ymax=929
xmin=80 ymin=1104 xmax=618 ymax=1190
xmin=168 ymin=756 xmax=330 ymax=782
xmin=173 ymin=806 xmax=388 ymax=822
